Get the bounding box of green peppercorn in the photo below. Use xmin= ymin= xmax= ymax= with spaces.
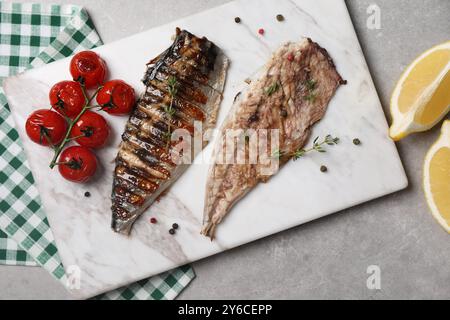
xmin=276 ymin=14 xmax=285 ymax=22
xmin=353 ymin=138 xmax=361 ymax=145
xmin=320 ymin=165 xmax=328 ymax=173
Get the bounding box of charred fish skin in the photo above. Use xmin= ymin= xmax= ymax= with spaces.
xmin=112 ymin=28 xmax=229 ymax=235
xmin=202 ymin=38 xmax=345 ymax=240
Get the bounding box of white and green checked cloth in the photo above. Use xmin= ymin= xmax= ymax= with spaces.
xmin=0 ymin=1 xmax=194 ymax=300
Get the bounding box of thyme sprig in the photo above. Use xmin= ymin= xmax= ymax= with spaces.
xmin=163 ymin=76 xmax=179 ymax=149
xmin=272 ymin=134 xmax=339 ymax=161
xmin=167 ymin=76 xmax=178 ymax=96
xmin=303 ymin=78 xmax=317 ymax=102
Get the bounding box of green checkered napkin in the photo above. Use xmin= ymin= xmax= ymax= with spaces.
xmin=0 ymin=1 xmax=194 ymax=300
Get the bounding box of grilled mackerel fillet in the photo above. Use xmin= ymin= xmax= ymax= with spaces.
xmin=112 ymin=28 xmax=228 ymax=235
xmin=202 ymin=38 xmax=345 ymax=239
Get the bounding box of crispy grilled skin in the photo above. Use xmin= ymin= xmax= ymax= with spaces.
xmin=112 ymin=28 xmax=228 ymax=235
xmin=202 ymin=38 xmax=345 ymax=239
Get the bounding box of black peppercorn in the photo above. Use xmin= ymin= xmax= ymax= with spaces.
xmin=84 ymin=191 xmax=91 ymax=197
xmin=320 ymin=165 xmax=328 ymax=173
xmin=280 ymin=109 xmax=288 ymax=117
xmin=353 ymin=138 xmax=361 ymax=145
xmin=169 ymin=228 xmax=175 ymax=235
xmin=234 ymin=17 xmax=241 ymax=23
xmin=276 ymin=14 xmax=285 ymax=22
xmin=248 ymin=113 xmax=259 ymax=123
xmin=172 ymin=223 xmax=179 ymax=230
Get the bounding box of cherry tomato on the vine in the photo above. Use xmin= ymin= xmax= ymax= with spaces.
xmin=25 ymin=109 xmax=67 ymax=146
xmin=58 ymin=146 xmax=97 ymax=183
xmin=96 ymin=80 xmax=136 ymax=115
xmin=70 ymin=111 xmax=110 ymax=148
xmin=49 ymin=81 xmax=86 ymax=118
xmin=70 ymin=51 xmax=107 ymax=89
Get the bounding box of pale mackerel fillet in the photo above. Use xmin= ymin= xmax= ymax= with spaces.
xmin=202 ymin=38 xmax=345 ymax=239
xmin=112 ymin=28 xmax=229 ymax=235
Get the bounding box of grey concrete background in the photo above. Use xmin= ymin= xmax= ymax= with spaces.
xmin=0 ymin=0 xmax=449 ymax=300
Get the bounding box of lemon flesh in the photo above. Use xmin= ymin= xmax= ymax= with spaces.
xmin=423 ymin=120 xmax=450 ymax=233
xmin=414 ymin=70 xmax=450 ymax=125
xmin=390 ymin=42 xmax=450 ymax=140
xmin=429 ymin=147 xmax=450 ymax=228
xmin=398 ymin=49 xmax=450 ymax=115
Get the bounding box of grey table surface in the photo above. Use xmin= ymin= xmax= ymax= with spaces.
xmin=1 ymin=0 xmax=449 ymax=300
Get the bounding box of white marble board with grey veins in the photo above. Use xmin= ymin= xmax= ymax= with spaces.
xmin=3 ymin=0 xmax=407 ymax=299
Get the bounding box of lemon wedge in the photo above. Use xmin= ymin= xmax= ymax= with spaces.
xmin=389 ymin=41 xmax=450 ymax=141
xmin=423 ymin=120 xmax=450 ymax=233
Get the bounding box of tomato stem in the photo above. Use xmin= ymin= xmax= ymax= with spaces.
xmin=86 ymin=105 xmax=101 ymax=110
xmin=67 ymin=134 xmax=85 ymax=141
xmin=87 ymin=86 xmax=103 ymax=104
xmin=52 ymin=161 xmax=69 ymax=166
xmin=49 ymin=86 xmax=103 ymax=169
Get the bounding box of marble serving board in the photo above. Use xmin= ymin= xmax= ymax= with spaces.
xmin=4 ymin=0 xmax=407 ymax=299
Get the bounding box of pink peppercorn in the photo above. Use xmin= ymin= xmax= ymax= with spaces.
xmin=150 ymin=217 xmax=157 ymax=224
xmin=287 ymin=53 xmax=294 ymax=62
xmin=258 ymin=28 xmax=265 ymax=35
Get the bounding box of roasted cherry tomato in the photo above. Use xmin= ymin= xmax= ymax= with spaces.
xmin=58 ymin=146 xmax=97 ymax=183
xmin=49 ymin=81 xmax=85 ymax=118
xmin=70 ymin=111 xmax=110 ymax=148
xmin=70 ymin=51 xmax=107 ymax=89
xmin=96 ymin=80 xmax=136 ymax=115
xmin=25 ymin=109 xmax=67 ymax=146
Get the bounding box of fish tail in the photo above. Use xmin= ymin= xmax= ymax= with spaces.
xmin=200 ymin=222 xmax=217 ymax=240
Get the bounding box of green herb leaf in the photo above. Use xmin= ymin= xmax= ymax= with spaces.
xmin=304 ymin=92 xmax=317 ymax=102
xmin=167 ymin=76 xmax=178 ymax=97
xmin=306 ymin=79 xmax=316 ymax=90
xmin=285 ymin=134 xmax=339 ymax=162
xmin=293 ymin=149 xmax=306 ymax=160
xmin=164 ymin=76 xmax=179 ymax=150
xmin=266 ymin=82 xmax=280 ymax=96
xmin=163 ymin=130 xmax=172 ymax=142
xmin=163 ymin=105 xmax=176 ymax=118
xmin=272 ymin=149 xmax=284 ymax=159
xmin=323 ymin=134 xmax=340 ymax=146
